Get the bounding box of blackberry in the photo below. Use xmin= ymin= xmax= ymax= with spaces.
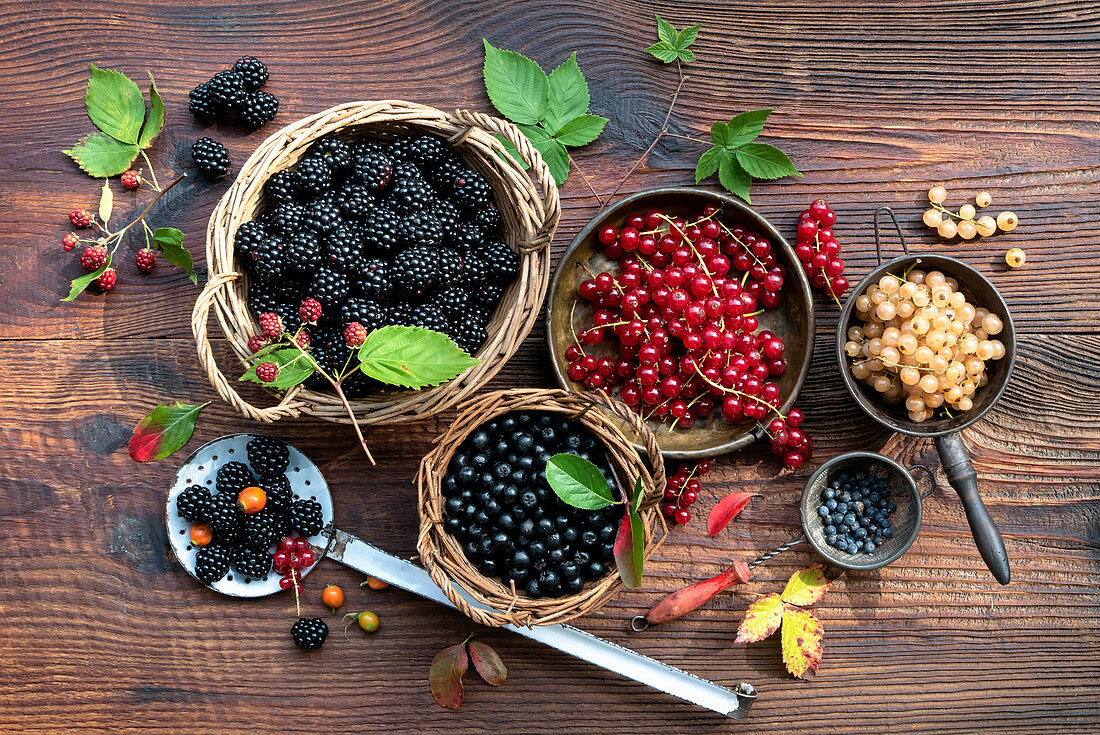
xmin=360 ymin=208 xmax=402 ymax=255
xmin=192 ymin=137 xmax=230 ymax=178
xmin=271 ymin=301 xmax=303 ymax=335
xmin=388 ymin=134 xmax=448 ymax=167
xmin=246 ymin=435 xmax=290 ymax=475
xmin=452 ymin=318 xmax=488 ymax=355
xmin=240 ymin=508 xmax=286 ymax=549
xmin=240 ymin=90 xmax=279 ymax=129
xmin=235 ymin=220 xmax=267 ymax=267
xmin=339 ymin=185 xmax=375 ymax=220
xmin=386 ymin=176 xmax=436 ymax=215
xmin=285 ymin=230 xmax=322 ymax=277
xmin=291 ymin=617 xmax=328 ymax=651
xmin=352 ymin=139 xmax=386 ymax=159
xmin=194 ymin=544 xmax=232 ymax=584
xmin=248 ymin=280 xmax=282 ymax=315
xmin=353 ymin=149 xmax=394 ymax=192
xmin=231 ymin=545 xmax=272 ymax=579
xmin=471 ymin=203 xmax=503 ymax=236
xmin=341 ymin=369 xmax=378 ymax=399
xmin=268 ymin=203 xmax=306 ymax=236
xmin=356 ymin=258 xmax=393 ymax=300
xmin=259 ymin=474 xmax=293 ymax=515
xmin=323 ymin=226 xmax=364 ymax=273
xmin=385 ymin=302 xmax=412 ymax=326
xmin=479 ymin=241 xmax=520 ymax=284
xmin=400 ymin=210 xmax=444 ymax=248
xmin=231 ymin=56 xmax=269 ymax=91
xmin=287 ymin=498 xmax=324 ymax=537
xmin=406 ymin=303 xmax=449 ymax=334
xmin=478 ymin=283 xmax=507 ymax=304
xmin=462 ymin=254 xmax=493 ymax=289
xmin=208 ymin=70 xmax=248 ymax=111
xmin=176 ymin=485 xmax=212 ymax=523
xmin=451 ymin=227 xmax=484 ymax=253
xmin=437 ymin=249 xmax=465 ymax=289
xmin=391 ymin=246 xmax=441 ymax=300
xmin=436 ymin=288 xmax=470 ymax=319
xmin=265 ymin=170 xmax=301 ymax=206
xmin=251 ymin=236 xmax=287 ymax=284
xmin=216 ymin=461 xmax=254 ymax=496
xmin=340 ymin=297 xmax=388 ymax=332
xmin=188 ymin=83 xmax=218 ymax=124
xmin=433 ymin=200 xmax=463 ymax=242
xmin=295 ymin=156 xmax=332 ymax=199
xmin=311 ymin=137 xmax=353 ymax=174
xmin=303 ymin=197 xmax=343 ymax=235
xmin=448 ymin=167 xmax=493 ymax=212
xmin=310 ymin=267 xmax=350 ymax=304
xmin=307 ymin=334 xmax=352 ymax=379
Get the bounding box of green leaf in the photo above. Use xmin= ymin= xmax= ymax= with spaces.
xmin=545 ymin=453 xmax=615 ymax=510
xmin=544 ymin=52 xmax=590 ymax=134
xmin=531 ymin=135 xmax=569 ymax=186
xmin=631 ymin=476 xmax=645 ymax=509
xmin=645 ymin=41 xmax=680 ymax=64
xmin=357 ymin=325 xmax=479 ymax=389
xmin=613 ymin=507 xmax=644 ymax=589
xmin=240 ymin=348 xmax=315 ymax=389
xmin=62 ymin=249 xmax=113 ymax=302
xmin=85 ymin=64 xmax=145 ymax=145
xmin=98 ymin=180 xmax=113 ymax=224
xmin=63 ymin=132 xmax=140 ymax=178
xmin=128 ymin=401 xmax=209 ymax=462
xmin=152 ymin=227 xmax=197 ymax=284
xmin=138 ymin=72 xmax=165 ymax=149
xmin=724 ymin=109 xmax=771 ymax=148
xmin=494 ymin=134 xmax=530 ymax=170
xmin=695 ymin=147 xmax=723 ymax=183
xmin=655 ymin=14 xmax=679 ymax=46
xmin=553 ymin=114 xmax=608 ymax=147
xmin=735 ymin=142 xmax=801 ymax=180
xmin=482 ymin=39 xmax=548 ymax=126
xmin=718 ymin=156 xmax=752 ymax=203
xmin=649 ymin=15 xmax=699 ymax=64
xmin=675 ymin=24 xmax=701 ymax=51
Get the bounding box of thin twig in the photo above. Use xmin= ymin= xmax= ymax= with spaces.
xmin=112 ymin=174 xmax=185 ymax=240
xmin=663 ymin=132 xmax=708 ymax=145
xmin=139 ymin=149 xmax=162 ymax=191
xmin=568 ymin=154 xmax=603 ymax=207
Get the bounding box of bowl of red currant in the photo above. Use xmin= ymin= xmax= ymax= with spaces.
xmin=546 ymin=187 xmax=815 ymax=459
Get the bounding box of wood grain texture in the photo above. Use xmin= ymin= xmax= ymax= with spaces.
xmin=0 ymin=0 xmax=1098 ymax=732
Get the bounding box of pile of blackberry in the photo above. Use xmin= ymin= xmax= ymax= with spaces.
xmin=234 ymin=133 xmax=518 ymax=397
xmin=189 ymin=56 xmax=279 ymax=129
xmin=817 ymin=470 xmax=898 ymax=555
xmin=181 ymin=435 xmax=326 ymax=585
xmin=442 ymin=411 xmax=621 ymax=599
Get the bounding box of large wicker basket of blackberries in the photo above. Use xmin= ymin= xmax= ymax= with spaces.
xmin=417 ymin=389 xmax=667 ymax=627
xmin=193 ymin=101 xmax=560 ymax=424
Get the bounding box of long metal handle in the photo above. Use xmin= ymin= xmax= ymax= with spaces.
xmin=325 ymin=529 xmax=757 ymax=719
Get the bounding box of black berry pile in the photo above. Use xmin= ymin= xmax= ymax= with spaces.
xmin=817 ymin=470 xmax=898 ymax=555
xmin=235 ymin=132 xmax=519 ymax=396
xmin=178 ymin=435 xmax=325 ymax=584
xmin=442 ymin=411 xmax=621 ymax=599
xmin=189 ymin=56 xmax=278 ymax=129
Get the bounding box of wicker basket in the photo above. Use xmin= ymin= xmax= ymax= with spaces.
xmin=192 ymin=101 xmax=561 ymax=425
xmin=417 ymin=389 xmax=668 ymax=627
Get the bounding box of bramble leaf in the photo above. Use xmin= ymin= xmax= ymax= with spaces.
xmin=494 ymin=134 xmax=530 ymax=170
xmin=520 ymin=128 xmax=569 ymax=186
xmin=63 ymin=132 xmax=140 ymax=178
xmin=722 ymin=108 xmax=771 ymax=148
xmin=780 ymin=564 xmax=831 ymax=607
xmin=734 ymin=593 xmax=784 ymax=643
xmin=152 ymin=227 xmax=197 ymax=284
xmin=781 ymin=607 xmax=823 ymax=679
xmin=553 ymin=114 xmax=608 ymax=147
xmin=357 ymin=325 xmax=478 ymax=389
xmin=429 ymin=643 xmax=468 ymax=709
xmin=545 ymin=52 xmax=589 ymax=134
xmin=655 ymin=14 xmax=678 ymax=46
xmin=139 ymin=72 xmax=165 ymax=149
xmin=85 ymin=64 xmax=145 ymax=145
xmin=645 ymin=41 xmax=679 ymax=64
xmin=545 ymin=453 xmax=615 ymax=510
xmin=717 ymin=156 xmax=752 ymax=203
xmin=707 ymin=492 xmax=759 ymax=536
xmin=694 ymin=146 xmax=722 ymax=183
xmin=240 ymin=348 xmax=315 ymax=389
xmin=482 ymin=39 xmax=548 ymax=125
xmin=63 ymin=248 xmax=113 ymax=302
xmin=613 ymin=506 xmax=644 ymax=589
xmin=468 ymin=641 xmax=507 ymax=686
xmin=735 ymin=142 xmax=801 ymax=180
xmin=128 ymin=402 xmax=209 ymax=462
xmin=647 ymin=15 xmax=700 ymax=64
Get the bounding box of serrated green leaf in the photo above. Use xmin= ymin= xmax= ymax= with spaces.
xmin=631 ymin=476 xmax=645 ymax=509
xmin=152 ymin=227 xmax=197 ymax=284
xmin=62 ymin=249 xmax=113 ymax=301
xmin=695 ymin=147 xmax=723 ymax=183
xmin=655 ymin=15 xmax=679 ymax=46
xmin=240 ymin=348 xmax=315 ymax=389
xmin=675 ymin=24 xmax=701 ymax=51
xmin=545 ymin=453 xmax=615 ymax=510
xmin=675 ymin=47 xmax=696 ymax=63
xmin=128 ymin=401 xmax=209 ymax=462
xmin=98 ymin=180 xmax=113 ymax=224
xmin=553 ymin=114 xmax=608 ymax=147
xmin=85 ymin=64 xmax=145 ymax=145
xmin=735 ymin=142 xmax=801 ymax=180
xmin=482 ymin=39 xmax=548 ymax=125
xmin=645 ymin=41 xmax=680 ymax=64
xmin=544 ymin=52 xmax=589 ymax=134
xmin=63 ymin=132 xmax=140 ymax=178
xmin=614 ymin=507 xmax=645 ymax=589
xmin=724 ymin=109 xmax=771 ymax=147
xmin=494 ymin=134 xmax=530 ymax=170
xmin=535 ymin=137 xmax=569 ymax=186
xmin=718 ymin=156 xmax=752 ymax=203
xmin=357 ymin=325 xmax=479 ymax=389
xmin=139 ymin=72 xmax=165 ymax=149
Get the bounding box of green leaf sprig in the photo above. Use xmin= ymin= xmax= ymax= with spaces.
xmin=695 ymin=109 xmax=800 ymax=203
xmin=646 ymin=15 xmax=701 ymax=64
xmin=482 ymin=40 xmax=608 ymax=186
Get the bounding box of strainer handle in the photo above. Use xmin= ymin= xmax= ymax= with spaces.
xmin=873 ymin=206 xmax=910 ymax=265
xmin=935 ymin=432 xmax=1011 ymax=585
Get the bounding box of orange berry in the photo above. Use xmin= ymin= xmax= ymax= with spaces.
xmin=362 ymin=575 xmax=389 ymax=590
xmin=189 ymin=523 xmax=213 ymax=546
xmin=237 ymin=486 xmax=267 ymax=514
xmin=322 ymin=584 xmax=344 ymax=612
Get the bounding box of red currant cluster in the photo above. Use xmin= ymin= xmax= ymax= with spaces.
xmin=566 ymin=206 xmax=791 ymax=431
xmin=763 ymin=407 xmax=812 ymax=468
xmin=660 ymin=459 xmax=712 ymax=525
xmin=274 ymin=535 xmax=317 ymax=593
xmin=794 ymin=199 xmax=847 ymax=300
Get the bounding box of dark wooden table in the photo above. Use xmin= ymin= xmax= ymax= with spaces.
xmin=3 ymin=1 xmax=1099 ymax=732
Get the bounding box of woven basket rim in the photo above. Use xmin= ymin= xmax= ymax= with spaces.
xmin=416 ymin=388 xmax=668 ymax=628
xmin=192 ymin=100 xmax=561 ymax=425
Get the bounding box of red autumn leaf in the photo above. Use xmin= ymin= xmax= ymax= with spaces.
xmin=780 ymin=607 xmax=824 ymax=679
xmin=613 ymin=506 xmax=644 ymax=589
xmin=468 ymin=641 xmax=507 ymax=686
xmin=707 ymin=492 xmax=759 ymax=536
xmin=129 ymin=402 xmax=208 ymax=462
xmin=429 ymin=643 xmax=468 ymax=709
xmin=780 ymin=564 xmax=830 ymax=607
xmin=734 ymin=592 xmax=784 ymax=643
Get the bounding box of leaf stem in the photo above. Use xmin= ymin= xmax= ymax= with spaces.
xmin=139 ymin=149 xmax=162 ymax=191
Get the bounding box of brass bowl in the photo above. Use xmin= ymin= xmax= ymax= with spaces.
xmin=546 ymin=187 xmax=815 ymax=459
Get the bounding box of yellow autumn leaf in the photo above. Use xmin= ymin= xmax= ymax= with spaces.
xmin=734 ymin=593 xmax=784 ymax=643
xmin=780 ymin=564 xmax=830 ymax=607
xmin=780 ymin=607 xmax=823 ymax=679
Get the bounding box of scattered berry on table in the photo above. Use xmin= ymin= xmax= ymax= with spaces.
xmin=62 ymin=233 xmax=79 ymax=251
xmin=248 ymin=335 xmax=269 ymax=353
xmin=975 ymin=190 xmax=992 ymax=208
xmin=237 ymin=485 xmax=267 ymax=514
xmin=121 ymin=169 xmax=140 ymax=190
xmin=246 ymin=435 xmax=291 ymax=476
xmin=255 ymin=361 xmax=279 ymax=383
xmin=291 ymin=617 xmax=328 ymax=651
xmin=240 ymin=90 xmax=279 ymax=130
xmin=764 ymin=409 xmax=813 ymax=468
xmin=298 ymin=297 xmax=323 ymax=325
xmin=135 ymin=248 xmax=156 ymax=273
xmin=69 ymin=208 xmax=92 ymax=229
xmin=207 ymin=70 xmax=247 ymax=111
xmin=355 ymin=611 xmax=380 ymax=633
xmin=1005 ymin=247 xmax=1026 ymax=268
xmin=194 ymin=544 xmax=232 ymax=584
xmin=188 ymin=83 xmax=219 ymax=124
xmin=997 ymin=211 xmax=1018 ymax=232
xmin=343 ymin=321 xmax=367 ymax=348
xmin=795 ymin=199 xmax=847 ymax=299
xmin=322 ymin=585 xmax=344 ymax=612
xmin=818 ymin=470 xmax=897 ymax=554
xmin=287 ymin=498 xmax=324 ymax=537
xmin=258 ymin=312 xmax=284 ymax=337
xmin=231 ymin=55 xmax=269 ymax=91
xmin=660 ymin=459 xmax=713 ymax=525
xmin=189 ymin=523 xmax=213 ymax=547
xmin=192 ymin=137 xmax=230 ymax=178
xmin=80 ymin=245 xmax=108 ymax=272
xmin=95 ymin=268 xmax=117 ymax=292
xmin=362 ymin=575 xmax=389 ymax=590
xmin=177 ymin=484 xmax=212 ymax=522
xmin=923 ymin=187 xmax=1018 ymax=240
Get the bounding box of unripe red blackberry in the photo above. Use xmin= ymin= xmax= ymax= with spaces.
xmin=80 ymin=245 xmax=109 ymax=272
xmin=343 ymin=321 xmax=368 ymax=348
xmin=298 ymin=297 xmax=322 ymax=324
xmin=62 ymin=233 xmax=79 ymax=251
xmin=256 ymin=362 xmax=279 ymax=383
xmin=258 ymin=312 xmax=284 ymax=337
xmin=135 ymin=248 xmax=156 ymax=273
xmin=248 ymin=335 xmax=269 ymax=353
xmin=70 ymin=208 xmax=92 ymax=228
xmin=95 ymin=268 xmax=117 ymax=291
xmin=121 ymin=169 xmax=140 ymax=190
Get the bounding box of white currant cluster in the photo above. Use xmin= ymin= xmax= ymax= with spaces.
xmin=922 ymin=187 xmax=1018 ymax=240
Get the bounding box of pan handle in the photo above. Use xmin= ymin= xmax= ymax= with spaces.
xmin=934 ymin=432 xmax=1011 ymax=585
xmin=873 ymin=206 xmax=910 ymax=265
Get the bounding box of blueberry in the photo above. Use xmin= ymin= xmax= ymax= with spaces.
xmin=463 ymin=540 xmax=479 ymax=558
xmin=507 ymin=567 xmax=529 ymax=585
xmin=473 ymin=510 xmax=490 ymax=526
xmin=846 ymin=543 xmax=859 ymax=554
xmin=818 ymin=505 xmax=829 ymax=517
xmin=445 ymin=517 xmax=463 ymax=535
xmin=517 ymin=455 xmax=535 ymax=471
xmin=825 ymin=534 xmax=837 ymax=546
xmin=512 ymin=549 xmax=531 ymax=568
xmin=863 ymin=541 xmax=876 ymax=553
xmin=585 ymin=561 xmax=606 ymax=579
xmin=561 ymin=526 xmax=578 ymax=543
xmin=844 ymin=513 xmax=857 ymax=526
xmin=479 ymin=558 xmax=498 ymax=575
xmin=599 ymin=542 xmax=615 ymax=559
xmin=494 ymin=440 xmax=509 ymax=456
xmin=445 ymin=496 xmax=464 ymax=515
xmin=484 ymin=499 xmax=502 ymax=517
xmin=854 ymin=527 xmax=867 ymax=539
xmin=824 ymin=524 xmax=837 ymax=535
xmin=457 ymin=466 xmax=477 ymax=486
xmin=839 ymin=492 xmax=851 ymax=503
xmin=497 ymin=513 xmax=515 ymax=531
xmin=503 ymin=485 xmax=520 ymax=503
xmin=836 ymin=502 xmax=849 ymax=514
xmin=540 ymin=426 xmax=558 ymax=443
xmin=537 ymin=517 xmax=554 ymax=535
xmin=883 ymin=528 xmax=893 ymax=538
xmin=598 ymin=523 xmax=617 ymax=542
xmin=574 ymin=550 xmax=591 ymax=566
xmin=520 ymin=490 xmax=538 ymax=509
xmin=545 ymin=532 xmax=562 ymax=549
xmin=887 ymin=502 xmax=897 ymax=512
xmin=826 ymin=499 xmax=837 ymax=510
xmin=564 ymin=434 xmax=582 ymax=450
xmin=564 ymin=575 xmax=584 ymax=593
xmin=548 ymin=547 xmax=566 ymax=564
xmin=519 ymin=518 xmax=535 ymax=538
xmin=528 ymin=541 xmax=547 ymax=558
xmin=824 ymin=488 xmax=836 ymax=500
xmin=580 ymin=530 xmax=598 ymax=547
xmin=539 ymin=570 xmax=561 ymax=590
xmin=869 ymin=492 xmax=881 ymax=503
